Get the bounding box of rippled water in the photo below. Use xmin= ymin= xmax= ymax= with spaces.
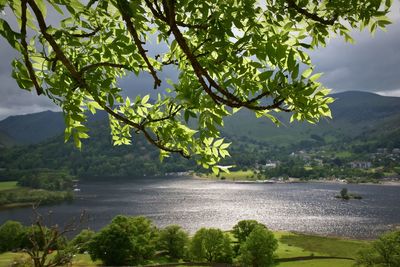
xmin=1 ymin=177 xmax=399 ymax=238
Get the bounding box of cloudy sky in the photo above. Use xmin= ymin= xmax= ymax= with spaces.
xmin=0 ymin=4 xmax=399 ymax=120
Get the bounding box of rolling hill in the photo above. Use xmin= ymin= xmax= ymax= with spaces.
xmin=0 ymin=91 xmax=399 ymax=177
xmin=224 ymin=91 xmax=400 ymax=145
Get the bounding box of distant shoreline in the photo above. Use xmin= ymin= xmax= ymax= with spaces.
xmin=191 ymin=173 xmax=400 ymax=186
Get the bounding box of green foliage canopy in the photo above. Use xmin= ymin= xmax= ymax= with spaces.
xmin=70 ymin=229 xmax=95 ymax=254
xmin=238 ymin=225 xmax=278 ymax=267
xmin=0 ymin=0 xmax=393 ymax=172
xmin=88 ymin=215 xmax=158 ymax=266
xmin=232 ymin=219 xmax=266 ymax=244
xmin=158 ymin=224 xmax=189 ymax=260
xmin=190 ymin=227 xmax=233 ymax=263
xmin=0 ymin=220 xmax=25 ymax=252
xmin=356 ymin=230 xmax=400 ymax=267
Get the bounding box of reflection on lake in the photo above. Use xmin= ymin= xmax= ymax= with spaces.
xmin=1 ymin=177 xmax=399 ymax=239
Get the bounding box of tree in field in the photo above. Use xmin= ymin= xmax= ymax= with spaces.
xmin=355 ymin=230 xmax=400 ymax=267
xmin=158 ymin=224 xmax=189 ymax=260
xmin=232 ymin=219 xmax=267 ymax=254
xmin=0 ymin=220 xmax=26 ymax=252
xmin=89 ymin=215 xmax=158 ymax=266
xmin=18 ymin=208 xmax=85 ymax=267
xmin=238 ymin=225 xmax=278 ymax=267
xmin=232 ymin=219 xmax=266 ymax=244
xmin=190 ymin=227 xmax=233 ymax=263
xmin=0 ymin=0 xmax=393 ymax=172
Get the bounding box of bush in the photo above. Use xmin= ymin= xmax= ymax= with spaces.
xmin=0 ymin=220 xmax=25 ymax=252
xmin=89 ymin=215 xmax=158 ymax=266
xmin=238 ymin=225 xmax=278 ymax=267
xmin=158 ymin=225 xmax=189 ymax=260
xmin=70 ymin=229 xmax=95 ymax=253
xmin=356 ymin=230 xmax=400 ymax=267
xmin=190 ymin=228 xmax=233 ymax=263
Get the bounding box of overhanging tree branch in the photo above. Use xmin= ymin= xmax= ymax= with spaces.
xmin=27 ymin=0 xmax=189 ymax=159
xmin=161 ymin=0 xmax=289 ymax=112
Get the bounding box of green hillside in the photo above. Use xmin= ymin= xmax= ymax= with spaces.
xmin=0 ymin=131 xmax=16 ymax=148
xmin=0 ymin=91 xmax=399 ymax=179
xmin=0 ymin=111 xmax=64 ymax=145
xmin=224 ymin=91 xmax=400 ymax=145
xmin=1 ymin=91 xmax=399 ymax=147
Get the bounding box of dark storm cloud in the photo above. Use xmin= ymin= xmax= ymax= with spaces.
xmin=311 ymin=21 xmax=400 ymax=94
xmin=0 ymin=4 xmax=399 ymax=120
xmin=0 ymin=39 xmax=60 ymax=121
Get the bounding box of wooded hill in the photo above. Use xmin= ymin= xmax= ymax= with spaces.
xmin=1 ymin=91 xmax=399 ymax=178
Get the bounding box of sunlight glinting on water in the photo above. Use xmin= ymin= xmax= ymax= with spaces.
xmin=0 ymin=177 xmax=399 ymax=238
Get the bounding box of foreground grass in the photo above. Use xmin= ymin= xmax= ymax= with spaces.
xmin=0 ymin=231 xmax=370 ymax=267
xmin=279 ymin=232 xmax=370 ymax=259
xmin=0 ymin=252 xmax=19 ymax=267
xmin=0 ymin=181 xmax=18 ymax=191
xmin=0 ymin=253 xmax=99 ymax=267
xmin=277 ymin=259 xmax=355 ymax=267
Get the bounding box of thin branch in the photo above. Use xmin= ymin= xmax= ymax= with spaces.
xmin=161 ymin=59 xmax=179 ymax=66
xmin=246 ymin=91 xmax=271 ymax=104
xmin=286 ymin=0 xmax=337 ymax=25
xmin=27 ymin=0 xmax=86 ymax=89
xmin=20 ymin=0 xmax=43 ymax=95
xmin=142 ymin=104 xmax=183 ymax=126
xmin=103 ymin=105 xmax=190 ymax=158
xmin=116 ymin=0 xmax=161 ymax=89
xmin=80 ymin=62 xmax=133 ymax=73
xmin=69 ymin=26 xmax=101 ymax=38
xmin=144 ymin=0 xmax=167 ymax=21
xmin=176 ymin=21 xmax=209 ymax=29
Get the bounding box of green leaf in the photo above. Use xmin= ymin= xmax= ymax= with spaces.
xmin=309 ymin=73 xmax=322 ymax=82
xmin=213 ymin=139 xmax=224 ymax=148
xmin=302 ymin=68 xmax=313 ymax=79
xmin=212 ymin=166 xmax=220 ymax=176
xmin=259 ymin=71 xmax=274 ymax=81
xmin=0 ymin=19 xmax=21 ymax=50
xmin=141 ymin=95 xmax=150 ymax=104
xmin=73 ymin=133 xmax=82 ymax=150
xmin=36 ymin=0 xmax=47 ymax=18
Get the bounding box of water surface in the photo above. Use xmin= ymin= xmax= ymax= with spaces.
xmin=1 ymin=177 xmax=399 ymax=239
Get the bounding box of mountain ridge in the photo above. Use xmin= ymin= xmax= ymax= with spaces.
xmin=0 ymin=91 xmax=399 ymax=147
xmin=1 ymin=91 xmax=400 ymax=178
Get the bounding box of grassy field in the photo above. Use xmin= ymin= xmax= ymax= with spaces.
xmin=278 ymin=232 xmax=370 ymax=259
xmin=197 ymin=170 xmax=260 ymax=181
xmin=0 ymin=252 xmax=99 ymax=267
xmin=0 ymin=231 xmax=370 ymax=267
xmin=0 ymin=181 xmax=18 ymax=191
xmin=277 ymin=259 xmax=355 ymax=267
xmin=0 ymin=252 xmax=19 ymax=267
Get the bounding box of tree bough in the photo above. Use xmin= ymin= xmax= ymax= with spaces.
xmin=0 ymin=0 xmax=393 ymax=173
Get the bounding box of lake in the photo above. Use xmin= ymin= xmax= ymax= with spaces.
xmin=1 ymin=176 xmax=399 ymax=239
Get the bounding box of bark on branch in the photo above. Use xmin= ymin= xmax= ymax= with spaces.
xmin=286 ymin=0 xmax=337 ymax=25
